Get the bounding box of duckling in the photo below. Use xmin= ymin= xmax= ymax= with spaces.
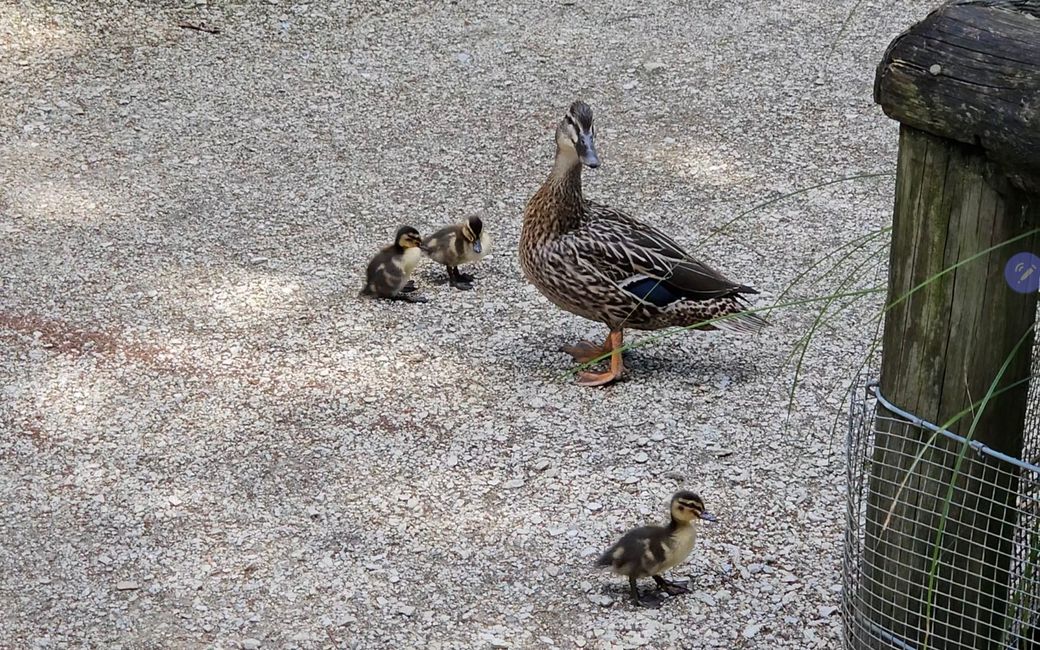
xmin=360 ymin=226 xmax=427 ymax=303
xmin=421 ymin=216 xmax=491 ymax=290
xmin=596 ymin=491 xmax=716 ymax=607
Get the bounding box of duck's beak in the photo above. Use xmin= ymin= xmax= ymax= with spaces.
xmin=700 ymin=511 xmax=718 ymax=522
xmin=472 ymin=240 xmax=482 ymax=254
xmin=577 ymin=133 xmax=599 ymax=168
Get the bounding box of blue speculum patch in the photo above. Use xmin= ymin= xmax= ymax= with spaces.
xmin=624 ymin=278 xmax=679 ymax=307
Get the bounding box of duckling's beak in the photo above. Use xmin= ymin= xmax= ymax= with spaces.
xmin=577 ymin=133 xmax=600 ymax=168
xmin=700 ymin=511 xmax=718 ymax=522
xmin=472 ymin=240 xmax=482 ymax=254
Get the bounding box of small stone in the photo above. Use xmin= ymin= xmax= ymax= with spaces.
xmin=397 ymin=604 xmax=415 ymax=616
xmin=649 ymin=432 xmax=665 ymax=442
xmin=533 ymin=458 xmax=550 ymax=471
xmin=632 ymin=452 xmax=649 ymax=464
xmin=503 ymin=479 xmax=524 ymax=489
xmin=742 ymin=624 xmax=762 ymax=639
xmin=98 ymin=555 xmax=112 ymax=565
xmin=929 ymin=64 xmax=942 ymax=75
xmin=694 ymin=591 xmax=717 ymax=606
xmin=488 ymin=637 xmax=509 ymax=648
xmin=168 ymin=495 xmax=182 ymax=506
xmin=241 ymin=639 xmax=261 ymax=650
xmin=249 ymin=256 xmax=268 ymax=265
xmin=548 ymin=526 xmax=567 ymax=536
xmin=622 ymin=80 xmax=639 ymax=90
xmin=818 ymin=605 xmax=839 ymax=618
xmin=588 ymin=594 xmax=613 ymax=607
xmin=444 ymin=454 xmax=458 ymax=468
xmin=643 ymin=61 xmax=666 ymax=72
xmin=585 ymin=502 xmax=602 ymax=511
xmin=116 ymin=581 xmax=140 ymax=591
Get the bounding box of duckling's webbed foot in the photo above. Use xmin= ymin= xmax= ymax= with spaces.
xmin=652 ymin=575 xmax=690 ymax=596
xmin=628 ymin=576 xmax=661 ymax=608
xmin=392 ymin=293 xmax=428 ymax=303
xmin=400 ymin=280 xmax=418 ymax=293
xmin=447 ymin=267 xmax=474 ymax=291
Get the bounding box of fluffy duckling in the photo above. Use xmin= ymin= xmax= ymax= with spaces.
xmin=360 ymin=226 xmax=427 ymax=303
xmin=421 ymin=216 xmax=491 ymax=290
xmin=597 ymin=491 xmax=716 ymax=607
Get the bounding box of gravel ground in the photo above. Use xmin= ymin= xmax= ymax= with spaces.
xmin=2 ymin=1 xmax=930 ymax=648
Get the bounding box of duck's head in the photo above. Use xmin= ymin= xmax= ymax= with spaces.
xmin=555 ymin=100 xmax=599 ymax=169
xmin=462 ymin=216 xmax=484 ymax=253
xmin=395 ymin=226 xmax=423 ymax=249
xmin=670 ymin=491 xmax=717 ymax=524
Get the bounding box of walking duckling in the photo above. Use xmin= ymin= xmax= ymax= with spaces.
xmin=421 ymin=215 xmax=491 ymax=290
xmin=360 ymin=225 xmax=427 ymax=303
xmin=596 ymin=491 xmax=716 ymax=608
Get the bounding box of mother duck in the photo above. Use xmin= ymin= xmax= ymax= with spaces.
xmin=519 ymin=100 xmax=767 ymax=387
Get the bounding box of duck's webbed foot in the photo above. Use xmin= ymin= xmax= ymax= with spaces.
xmin=456 ymin=271 xmax=475 ymax=283
xmin=574 ymin=330 xmax=625 ymax=387
xmin=652 ymin=575 xmax=690 ymax=596
xmin=561 ymin=340 xmax=610 ymax=364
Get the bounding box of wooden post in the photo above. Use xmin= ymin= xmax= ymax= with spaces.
xmin=858 ymin=2 xmax=1040 ymax=649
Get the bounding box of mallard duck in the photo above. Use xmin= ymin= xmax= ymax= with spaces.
xmin=596 ymin=491 xmax=716 ymax=608
xmin=421 ymin=215 xmax=491 ymax=290
xmin=360 ymin=226 xmax=427 ymax=303
xmin=519 ymin=101 xmax=767 ymax=386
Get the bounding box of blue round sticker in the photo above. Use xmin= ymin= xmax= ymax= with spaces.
xmin=1005 ymin=252 xmax=1040 ymax=294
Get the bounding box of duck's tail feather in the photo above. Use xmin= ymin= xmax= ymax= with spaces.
xmin=716 ymin=309 xmax=770 ymax=334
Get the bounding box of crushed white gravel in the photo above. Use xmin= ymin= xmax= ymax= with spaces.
xmin=1 ymin=1 xmax=929 ymax=648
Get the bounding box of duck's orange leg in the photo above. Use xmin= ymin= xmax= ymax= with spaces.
xmin=575 ymin=330 xmax=625 ymax=387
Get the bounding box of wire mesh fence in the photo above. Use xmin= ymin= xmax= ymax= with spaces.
xmin=844 ymin=371 xmax=1040 ymax=650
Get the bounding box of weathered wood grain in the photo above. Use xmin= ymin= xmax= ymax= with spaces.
xmin=875 ymin=1 xmax=1040 ymax=191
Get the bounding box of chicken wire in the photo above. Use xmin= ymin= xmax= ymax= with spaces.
xmin=843 ymin=357 xmax=1040 ymax=649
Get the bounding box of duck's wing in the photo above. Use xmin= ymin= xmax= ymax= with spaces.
xmin=575 ymin=201 xmax=757 ymax=305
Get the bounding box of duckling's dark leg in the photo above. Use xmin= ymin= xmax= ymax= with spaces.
xmin=456 ymin=268 xmax=475 ymax=283
xmin=629 ymin=576 xmax=660 ymax=608
xmin=448 ymin=266 xmax=473 ymax=291
xmin=652 ymin=575 xmax=691 ymax=596
xmin=576 ymin=330 xmax=625 ymax=387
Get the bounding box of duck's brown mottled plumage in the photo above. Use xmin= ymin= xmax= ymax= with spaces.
xmin=519 ymin=101 xmax=767 ymax=385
